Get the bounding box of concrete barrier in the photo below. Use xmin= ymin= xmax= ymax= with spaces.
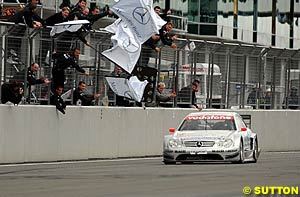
xmin=0 ymin=105 xmax=299 ymax=164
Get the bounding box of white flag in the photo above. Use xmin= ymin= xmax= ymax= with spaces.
xmin=111 ymin=0 xmax=166 ymax=44
xmin=105 ymin=76 xmax=148 ymax=102
xmin=50 ymin=20 xmax=90 ymax=37
xmin=104 ymin=18 xmax=122 ymax=34
xmin=143 ymin=0 xmax=166 ymax=30
xmin=102 ymin=20 xmax=141 ymax=74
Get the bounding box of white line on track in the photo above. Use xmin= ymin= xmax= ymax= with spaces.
xmin=1 ymin=152 xmax=300 ymax=168
xmin=0 ymin=157 xmax=162 ymax=168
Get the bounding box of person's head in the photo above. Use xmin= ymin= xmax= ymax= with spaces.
xmin=30 ymin=63 xmax=39 ymax=72
xmin=165 ymin=22 xmax=174 ymax=32
xmin=82 ymin=7 xmax=89 ymax=16
xmin=192 ymin=81 xmax=198 ymax=92
xmin=61 ymin=7 xmax=70 ymax=18
xmin=91 ymin=6 xmax=100 ymax=15
xmin=154 ymin=6 xmax=161 ymax=15
xmin=77 ymin=0 xmax=86 ymax=9
xmin=78 ymin=81 xmax=86 ymax=91
xmin=71 ymin=48 xmax=80 ymax=59
xmin=10 ymin=80 xmax=22 ymax=92
xmin=115 ymin=66 xmax=123 ymax=75
xmin=157 ymin=82 xmax=165 ymax=93
xmin=29 ymin=0 xmax=39 ymax=5
xmin=193 ymin=79 xmax=200 ymax=86
xmin=55 ymin=86 xmax=63 ymax=95
xmin=28 ymin=0 xmax=39 ymax=10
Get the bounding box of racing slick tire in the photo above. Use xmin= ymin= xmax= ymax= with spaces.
xmin=250 ymin=138 xmax=259 ymax=163
xmin=163 ymin=160 xmax=176 ymax=165
xmin=232 ymin=140 xmax=245 ymax=164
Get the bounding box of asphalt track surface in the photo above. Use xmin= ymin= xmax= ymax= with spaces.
xmin=0 ymin=152 xmax=299 ymax=197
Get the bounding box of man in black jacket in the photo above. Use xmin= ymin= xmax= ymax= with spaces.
xmin=7 ymin=0 xmax=43 ymax=56
xmin=73 ymin=81 xmax=100 ymax=106
xmin=50 ymin=86 xmax=66 ymax=114
xmin=177 ymin=79 xmax=202 ymax=111
xmin=86 ymin=6 xmax=113 ymax=29
xmin=45 ymin=6 xmax=70 ymax=26
xmin=159 ymin=22 xmax=177 ymax=49
xmin=52 ymin=48 xmax=89 ymax=90
xmin=139 ymin=22 xmax=177 ymax=67
xmin=13 ymin=63 xmax=50 ymax=86
xmin=7 ymin=0 xmax=43 ymax=29
xmin=67 ymin=0 xmax=86 ymax=20
xmin=140 ymin=34 xmax=161 ymax=66
xmin=1 ymin=80 xmax=23 ymax=105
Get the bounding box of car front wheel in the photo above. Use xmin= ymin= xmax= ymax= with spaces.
xmin=238 ymin=141 xmax=245 ymax=163
xmin=251 ymin=138 xmax=258 ymax=163
xmin=232 ymin=140 xmax=245 ymax=164
xmin=163 ymin=160 xmax=176 ymax=165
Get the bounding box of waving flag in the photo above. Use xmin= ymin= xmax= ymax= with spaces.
xmin=111 ymin=0 xmax=166 ymax=44
xmin=105 ymin=76 xmax=148 ymax=102
xmin=50 ymin=20 xmax=90 ymax=37
xmin=143 ymin=0 xmax=167 ymax=30
xmin=102 ymin=20 xmax=141 ymax=74
xmin=104 ymin=18 xmax=122 ymax=34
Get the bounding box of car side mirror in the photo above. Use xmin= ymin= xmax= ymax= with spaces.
xmin=241 ymin=127 xmax=247 ymax=132
xmin=169 ymin=128 xmax=175 ymax=133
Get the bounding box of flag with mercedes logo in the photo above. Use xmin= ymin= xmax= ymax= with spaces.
xmin=111 ymin=0 xmax=166 ymax=44
xmin=102 ymin=20 xmax=141 ymax=74
xmin=105 ymin=76 xmax=148 ymax=102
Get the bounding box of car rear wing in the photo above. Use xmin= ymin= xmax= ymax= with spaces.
xmin=240 ymin=115 xmax=251 ymax=129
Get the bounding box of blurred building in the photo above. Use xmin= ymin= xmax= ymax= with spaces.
xmin=61 ymin=0 xmax=300 ymax=49
xmin=3 ymin=0 xmax=297 ymax=48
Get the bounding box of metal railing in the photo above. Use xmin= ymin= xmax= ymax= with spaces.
xmin=0 ymin=22 xmax=300 ymax=109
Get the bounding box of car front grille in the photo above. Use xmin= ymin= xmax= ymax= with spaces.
xmin=176 ymin=154 xmax=224 ymax=161
xmin=184 ymin=141 xmax=215 ymax=147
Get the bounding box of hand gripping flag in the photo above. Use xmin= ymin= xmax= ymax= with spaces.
xmin=105 ymin=76 xmax=148 ymax=102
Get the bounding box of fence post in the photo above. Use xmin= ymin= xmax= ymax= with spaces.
xmin=174 ymin=50 xmax=179 ymax=107
xmin=271 ymin=57 xmax=276 ymax=109
xmin=241 ymin=54 xmax=247 ymax=108
xmin=225 ymin=52 xmax=231 ymax=109
xmin=209 ymin=52 xmax=214 ymax=108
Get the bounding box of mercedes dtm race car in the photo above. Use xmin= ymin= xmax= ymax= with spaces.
xmin=163 ymin=111 xmax=259 ymax=164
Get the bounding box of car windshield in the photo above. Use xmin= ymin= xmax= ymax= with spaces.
xmin=178 ymin=115 xmax=236 ymax=131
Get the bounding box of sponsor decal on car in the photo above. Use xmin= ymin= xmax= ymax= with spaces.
xmin=185 ymin=115 xmax=234 ymax=120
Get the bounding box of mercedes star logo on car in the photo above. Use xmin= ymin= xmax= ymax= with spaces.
xmin=197 ymin=141 xmax=203 ymax=147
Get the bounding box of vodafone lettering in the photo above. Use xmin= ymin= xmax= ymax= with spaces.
xmin=185 ymin=115 xmax=234 ymax=120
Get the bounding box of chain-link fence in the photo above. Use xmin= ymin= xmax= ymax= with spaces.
xmin=1 ymin=22 xmax=300 ymax=109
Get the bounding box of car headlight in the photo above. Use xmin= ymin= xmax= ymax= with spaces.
xmin=217 ymin=139 xmax=234 ymax=148
xmin=168 ymin=138 xmax=183 ymax=148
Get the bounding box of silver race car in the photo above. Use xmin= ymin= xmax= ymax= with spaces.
xmin=163 ymin=111 xmax=259 ymax=164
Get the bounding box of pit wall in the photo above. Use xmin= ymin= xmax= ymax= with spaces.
xmin=0 ymin=105 xmax=299 ymax=164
